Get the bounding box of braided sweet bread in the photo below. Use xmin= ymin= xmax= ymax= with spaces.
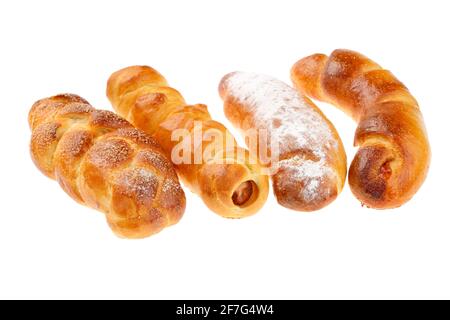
xmin=29 ymin=94 xmax=185 ymax=238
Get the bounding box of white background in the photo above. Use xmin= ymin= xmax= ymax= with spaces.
xmin=0 ymin=0 xmax=449 ymax=300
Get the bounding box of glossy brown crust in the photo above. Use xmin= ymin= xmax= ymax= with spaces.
xmin=107 ymin=66 xmax=269 ymax=218
xmin=29 ymin=94 xmax=186 ymax=238
xmin=291 ymin=49 xmax=431 ymax=209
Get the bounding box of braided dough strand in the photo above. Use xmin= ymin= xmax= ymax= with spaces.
xmin=29 ymin=94 xmax=185 ymax=238
xmin=107 ymin=66 xmax=269 ymax=218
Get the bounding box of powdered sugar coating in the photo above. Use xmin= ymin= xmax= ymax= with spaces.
xmin=224 ymin=72 xmax=337 ymax=157
xmin=117 ymin=167 xmax=158 ymax=204
xmin=277 ymin=156 xmax=333 ymax=203
xmin=88 ymin=139 xmax=132 ymax=169
xmin=223 ymin=72 xmax=338 ymax=202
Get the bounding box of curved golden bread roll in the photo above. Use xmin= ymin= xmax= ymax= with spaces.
xmin=291 ymin=49 xmax=431 ymax=209
xmin=107 ymin=66 xmax=269 ymax=218
xmin=219 ymin=72 xmax=347 ymax=211
xmin=29 ymin=94 xmax=186 ymax=238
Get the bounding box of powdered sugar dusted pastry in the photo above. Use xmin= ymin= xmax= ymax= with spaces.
xmin=219 ymin=72 xmax=347 ymax=211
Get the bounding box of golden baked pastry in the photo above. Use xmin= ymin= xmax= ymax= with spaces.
xmin=219 ymin=72 xmax=347 ymax=211
xmin=107 ymin=66 xmax=269 ymax=218
xmin=29 ymin=94 xmax=185 ymax=238
xmin=291 ymin=49 xmax=431 ymax=208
